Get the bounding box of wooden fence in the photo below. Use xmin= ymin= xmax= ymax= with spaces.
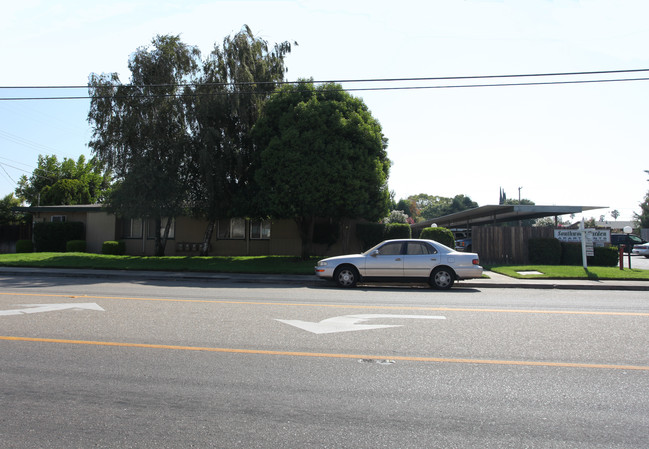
xmin=472 ymin=226 xmax=554 ymax=265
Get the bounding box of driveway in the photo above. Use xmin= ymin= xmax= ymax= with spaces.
xmin=627 ymin=254 xmax=649 ymax=270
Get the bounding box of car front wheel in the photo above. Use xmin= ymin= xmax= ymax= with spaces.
xmin=334 ymin=265 xmax=359 ymax=288
xmin=430 ymin=267 xmax=455 ymax=289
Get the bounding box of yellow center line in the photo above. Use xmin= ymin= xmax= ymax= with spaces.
xmin=2 ymin=335 xmax=648 ymax=371
xmin=1 ymin=291 xmax=648 ymax=316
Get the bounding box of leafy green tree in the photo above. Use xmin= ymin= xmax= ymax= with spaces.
xmin=638 ymin=193 xmax=649 ymax=228
xmin=15 ymin=154 xmax=111 ymax=206
xmin=447 ymin=194 xmax=478 ymax=214
xmin=88 ymin=35 xmax=201 ymax=256
xmin=395 ymin=198 xmax=418 ymax=220
xmin=188 ymin=25 xmax=293 ymax=255
xmin=637 ymin=171 xmax=649 ymax=227
xmin=405 ymin=193 xmax=478 ymax=220
xmin=0 ymin=193 xmax=23 ymax=225
xmin=253 ymin=81 xmax=391 ymax=257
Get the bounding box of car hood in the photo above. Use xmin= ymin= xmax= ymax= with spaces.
xmin=320 ymin=254 xmax=364 ymax=263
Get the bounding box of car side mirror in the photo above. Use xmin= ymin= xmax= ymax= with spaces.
xmin=370 ymin=250 xmax=380 ymax=257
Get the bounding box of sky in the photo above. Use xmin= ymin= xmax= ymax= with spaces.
xmin=1 ymin=0 xmax=648 ymax=222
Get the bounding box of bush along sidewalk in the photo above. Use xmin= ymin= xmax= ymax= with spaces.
xmin=528 ymin=238 xmax=619 ymax=267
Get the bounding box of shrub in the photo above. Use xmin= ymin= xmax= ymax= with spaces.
xmin=560 ymin=243 xmax=582 ymax=265
xmin=419 ymin=227 xmax=454 ymax=248
xmin=66 ymin=240 xmax=86 ymax=252
xmin=356 ymin=223 xmax=385 ymax=250
xmin=312 ymin=221 xmax=340 ymax=247
xmin=528 ymin=238 xmax=561 ymax=265
xmin=102 ymin=240 xmax=125 ymax=255
xmin=15 ymin=239 xmax=33 ymax=253
xmin=384 ymin=223 xmax=411 ymax=240
xmin=560 ymin=243 xmax=619 ymax=267
xmin=33 ymin=221 xmax=85 ymax=252
xmin=590 ymin=246 xmax=618 ymax=267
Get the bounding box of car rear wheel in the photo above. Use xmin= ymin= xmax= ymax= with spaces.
xmin=334 ymin=265 xmax=359 ymax=288
xmin=430 ymin=267 xmax=455 ymax=289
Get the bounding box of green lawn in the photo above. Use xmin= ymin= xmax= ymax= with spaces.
xmin=0 ymin=253 xmax=320 ymax=275
xmin=488 ymin=265 xmax=649 ymax=281
xmin=1 ymin=253 xmax=648 ymax=281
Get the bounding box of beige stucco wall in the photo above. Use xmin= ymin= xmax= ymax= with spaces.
xmin=25 ymin=209 xmax=365 ymax=257
xmin=86 ymin=212 xmax=116 ymax=253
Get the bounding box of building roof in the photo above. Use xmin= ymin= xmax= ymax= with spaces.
xmin=12 ymin=204 xmax=106 ymax=213
xmin=412 ymin=204 xmax=606 ymax=229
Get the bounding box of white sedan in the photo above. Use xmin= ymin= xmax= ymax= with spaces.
xmin=632 ymin=242 xmax=649 ymax=258
xmin=315 ymin=239 xmax=483 ymax=289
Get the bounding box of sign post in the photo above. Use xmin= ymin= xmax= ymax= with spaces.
xmin=580 ymin=218 xmax=588 ymax=269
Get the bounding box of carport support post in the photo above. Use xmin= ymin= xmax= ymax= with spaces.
xmin=580 ymin=218 xmax=588 ymax=269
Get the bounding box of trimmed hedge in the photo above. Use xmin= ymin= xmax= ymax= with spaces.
xmin=561 ymin=243 xmax=618 ymax=267
xmin=528 ymin=238 xmax=618 ymax=267
xmin=66 ymin=240 xmax=86 ymax=252
xmin=102 ymin=240 xmax=126 ymax=255
xmin=419 ymin=227 xmax=455 ymax=249
xmin=33 ymin=221 xmax=85 ymax=252
xmin=384 ymin=223 xmax=411 ymax=240
xmin=15 ymin=239 xmax=33 ymax=253
xmin=356 ymin=223 xmax=385 ymax=250
xmin=528 ymin=238 xmax=562 ymax=265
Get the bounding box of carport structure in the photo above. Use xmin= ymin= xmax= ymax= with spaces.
xmin=412 ymin=204 xmax=607 ymax=264
xmin=412 ymin=204 xmax=605 ymax=230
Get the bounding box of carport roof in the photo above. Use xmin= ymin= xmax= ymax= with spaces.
xmin=412 ymin=204 xmax=606 ymax=229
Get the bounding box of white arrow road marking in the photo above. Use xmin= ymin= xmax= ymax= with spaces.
xmin=276 ymin=314 xmax=446 ymax=334
xmin=0 ymin=303 xmax=105 ymax=316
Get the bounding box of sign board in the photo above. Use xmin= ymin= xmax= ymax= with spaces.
xmin=554 ymin=229 xmax=610 ymax=247
xmin=585 ymin=233 xmax=594 ymax=257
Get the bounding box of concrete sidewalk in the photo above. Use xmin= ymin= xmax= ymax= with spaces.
xmin=0 ymin=266 xmax=647 ymax=291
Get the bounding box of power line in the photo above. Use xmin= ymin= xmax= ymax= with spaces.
xmin=1 ymin=69 xmax=649 ymax=101
xmin=2 ymin=68 xmax=649 ymax=89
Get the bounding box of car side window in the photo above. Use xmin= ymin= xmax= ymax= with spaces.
xmin=407 ymin=242 xmax=437 ymax=255
xmin=377 ymin=242 xmax=403 ymax=255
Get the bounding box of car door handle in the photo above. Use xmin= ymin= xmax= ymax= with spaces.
xmin=395 ymin=258 xmax=401 ymax=261
xmin=431 ymin=258 xmax=437 ymax=261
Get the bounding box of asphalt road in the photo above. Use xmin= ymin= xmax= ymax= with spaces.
xmin=1 ymin=275 xmax=648 ymax=448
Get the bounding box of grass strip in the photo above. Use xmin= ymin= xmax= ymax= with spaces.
xmin=0 ymin=253 xmax=319 ymax=275
xmin=488 ymin=265 xmax=649 ymax=281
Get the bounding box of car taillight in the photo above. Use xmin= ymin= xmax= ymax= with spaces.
xmin=472 ymin=259 xmax=479 ymax=265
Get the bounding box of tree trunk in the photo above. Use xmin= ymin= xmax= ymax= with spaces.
xmin=296 ymin=216 xmax=315 ymax=259
xmin=154 ymin=217 xmax=172 ymax=257
xmin=340 ymin=217 xmax=351 ymax=254
xmin=200 ymin=219 xmax=216 ymax=256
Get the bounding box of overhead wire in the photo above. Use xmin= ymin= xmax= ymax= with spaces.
xmin=0 ymin=68 xmax=648 ymax=101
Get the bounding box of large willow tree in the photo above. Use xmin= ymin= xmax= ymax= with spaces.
xmin=88 ymin=27 xmax=293 ymax=256
xmin=189 ymin=25 xmax=294 ymax=255
xmin=88 ymin=35 xmax=200 ymax=256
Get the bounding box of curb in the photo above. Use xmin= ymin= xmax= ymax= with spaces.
xmin=1 ymin=267 xmax=648 ymax=291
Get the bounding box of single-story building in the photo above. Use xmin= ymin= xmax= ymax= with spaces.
xmin=12 ymin=205 xmax=365 ymax=257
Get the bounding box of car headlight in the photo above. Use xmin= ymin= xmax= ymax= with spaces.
xmin=317 ymin=261 xmax=328 ymax=267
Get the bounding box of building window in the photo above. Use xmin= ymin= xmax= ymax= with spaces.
xmin=217 ymin=218 xmax=246 ymax=239
xmin=51 ymin=215 xmax=66 ymax=223
xmin=147 ymin=217 xmax=175 ymax=239
xmin=230 ymin=218 xmax=245 ymax=239
xmin=250 ymin=220 xmax=271 ymax=239
xmin=122 ymin=218 xmax=143 ymax=238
